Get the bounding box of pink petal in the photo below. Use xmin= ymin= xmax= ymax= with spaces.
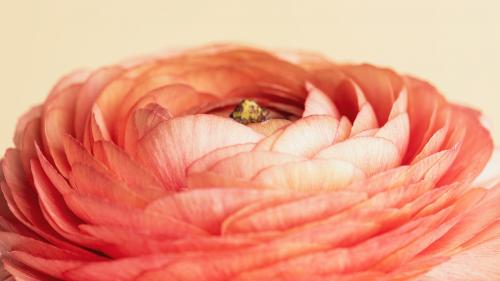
xmin=236 ymin=208 xmax=451 ymax=279
xmin=186 ymin=171 xmax=260 ymax=189
xmin=124 ymin=104 xmax=172 ymax=153
xmin=303 ymin=82 xmax=340 ymax=118
xmin=341 ymin=64 xmax=396 ymax=124
xmin=64 ymin=255 xmax=174 ymax=281
xmin=315 ymin=136 xmax=400 ymax=175
xmin=419 ymin=237 xmax=500 ymax=281
xmin=473 ymin=148 xmax=500 ymax=188
xmin=336 ymin=117 xmax=353 ymax=143
xmin=69 ymin=163 xmax=149 ymax=208
xmin=10 ymin=251 xmax=84 ymax=280
xmin=351 ymin=103 xmax=379 ymax=136
xmin=411 ymin=125 xmax=449 ymax=163
xmin=120 ymin=84 xmax=217 ymax=147
xmin=271 ymin=115 xmax=339 ymax=157
xmin=403 ymin=77 xmax=445 ymax=163
xmin=388 ymin=89 xmax=408 ymax=120
xmin=309 ymin=68 xmax=358 ymax=121
xmin=145 ymin=188 xmax=285 ymax=233
xmin=2 ymin=149 xmax=42 ymax=226
xmin=30 ymin=160 xmax=81 ymax=235
xmin=130 ymin=84 xmax=217 ymax=117
xmin=221 ymin=191 xmax=367 ymax=234
xmin=373 ymin=212 xmax=462 ymax=272
xmin=13 ymin=105 xmax=43 ymax=149
xmin=375 ymin=113 xmax=410 ymax=156
xmin=252 ymin=128 xmax=284 ymax=151
xmin=92 ymin=140 xmax=165 ymax=195
xmin=64 ymin=193 xmax=207 ymax=238
xmin=247 ymin=119 xmax=292 ymax=137
xmin=2 ymin=256 xmax=57 ymax=281
xmin=136 ymin=114 xmax=263 ymax=190
xmin=48 ymin=69 xmax=90 ymax=99
xmin=0 ymin=231 xmax=95 ymax=260
xmin=187 ymin=143 xmax=255 ymax=174
xmin=18 ymin=118 xmax=42 ymax=182
xmin=437 ymin=104 xmax=493 ymax=185
xmin=422 ymin=185 xmax=500 ymax=256
xmin=42 ymin=108 xmax=74 ymax=178
xmin=73 ymin=67 xmax=124 ymax=140
xmin=89 ymin=105 xmax=112 ymax=143
xmin=406 ymin=146 xmax=459 ymax=184
xmin=253 ymin=159 xmax=365 ymax=191
xmin=209 ymin=151 xmax=305 ymax=179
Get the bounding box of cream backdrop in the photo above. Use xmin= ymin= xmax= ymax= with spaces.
xmin=1 ymin=0 xmax=499 ymax=153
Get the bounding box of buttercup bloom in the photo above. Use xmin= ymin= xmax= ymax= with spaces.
xmin=1 ymin=44 xmax=499 ymax=281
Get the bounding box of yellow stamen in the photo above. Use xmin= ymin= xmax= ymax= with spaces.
xmin=230 ymin=99 xmax=269 ymax=125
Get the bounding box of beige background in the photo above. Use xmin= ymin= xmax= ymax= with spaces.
xmin=1 ymin=0 xmax=499 ymax=153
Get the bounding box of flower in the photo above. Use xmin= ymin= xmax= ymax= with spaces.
xmin=1 ymin=44 xmax=499 ymax=281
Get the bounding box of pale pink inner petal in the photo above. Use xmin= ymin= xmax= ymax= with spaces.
xmin=136 ymin=114 xmax=263 ymax=190
xmin=315 ymin=136 xmax=401 ymax=176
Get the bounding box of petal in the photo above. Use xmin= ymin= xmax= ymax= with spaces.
xmin=271 ymin=115 xmax=339 ymax=157
xmin=120 ymin=84 xmax=217 ymax=147
xmin=421 ymin=184 xmax=500 ymax=256
xmin=308 ymin=68 xmax=359 ymax=121
xmin=247 ymin=119 xmax=292 ymax=137
xmin=221 ymin=191 xmax=367 ymax=234
xmin=252 ymin=128 xmax=284 ymax=151
xmin=473 ymin=148 xmax=500 ymax=189
xmin=403 ymin=77 xmax=445 ymax=162
xmin=136 ymin=114 xmax=263 ymax=190
xmin=233 ymin=208 xmax=451 ymax=279
xmin=62 ymin=135 xmax=103 ymax=172
xmin=89 ymin=105 xmax=112 ymax=143
xmin=375 ymin=113 xmax=410 ymax=157
xmin=69 ymin=163 xmax=149 ymax=208
xmin=10 ymin=251 xmax=84 ymax=280
xmin=438 ymin=105 xmax=493 ymax=185
xmin=64 ymin=255 xmax=174 ymax=281
xmin=18 ymin=118 xmax=42 ymax=182
xmin=0 ymin=231 xmax=94 ymax=260
xmin=73 ymin=67 xmax=124 ymax=140
xmin=2 ymin=149 xmax=42 ymax=227
xmin=30 ymin=159 xmax=82 ymax=235
xmin=92 ymin=140 xmax=165 ymax=195
xmin=388 ymin=89 xmax=408 ymax=120
xmin=351 ymin=103 xmax=378 ymax=136
xmin=187 ymin=143 xmax=255 ymax=174
xmin=336 ymin=117 xmax=353 ymax=143
xmin=64 ymin=193 xmax=207 ymax=238
xmin=315 ymin=137 xmax=400 ymax=175
xmin=2 ymin=255 xmax=58 ymax=281
xmin=253 ymin=159 xmax=365 ymax=191
xmin=186 ymin=171 xmax=259 ymax=189
xmin=42 ymin=108 xmax=74 ymax=178
xmin=209 ymin=151 xmax=305 ymax=179
xmin=341 ymin=64 xmax=396 ymax=124
xmin=419 ymin=237 xmax=500 ymax=281
xmin=129 ymin=84 xmax=217 ymax=117
xmin=13 ymin=105 xmax=43 ymax=149
xmin=411 ymin=125 xmax=449 ymax=163
xmin=145 ymin=188 xmax=285 ymax=233
xmin=124 ymin=104 xmax=172 ymax=154
xmin=303 ymin=82 xmax=340 ymax=118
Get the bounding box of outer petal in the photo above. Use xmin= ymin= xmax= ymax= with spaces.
xmin=418 ymin=237 xmax=500 ymax=281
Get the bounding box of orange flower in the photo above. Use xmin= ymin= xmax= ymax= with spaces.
xmin=1 ymin=44 xmax=499 ymax=281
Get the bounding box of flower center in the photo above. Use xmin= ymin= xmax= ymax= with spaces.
xmin=230 ymin=99 xmax=269 ymax=125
